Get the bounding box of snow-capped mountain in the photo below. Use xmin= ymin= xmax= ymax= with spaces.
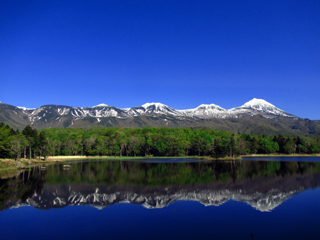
xmin=2 ymin=98 xmax=295 ymax=122
xmin=2 ymin=98 xmax=315 ymax=133
xmin=140 ymin=102 xmax=182 ymax=116
xmin=121 ymin=102 xmax=182 ymax=117
xmin=179 ymin=104 xmax=229 ymax=119
xmin=229 ymin=98 xmax=295 ymax=118
xmin=93 ymin=103 xmax=109 ymax=107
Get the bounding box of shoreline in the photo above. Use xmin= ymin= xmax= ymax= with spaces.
xmin=1 ymin=154 xmax=319 ymax=171
xmin=241 ymin=153 xmax=320 ymax=157
xmin=46 ymin=155 xmax=196 ymax=160
xmin=46 ymin=153 xmax=320 ymax=160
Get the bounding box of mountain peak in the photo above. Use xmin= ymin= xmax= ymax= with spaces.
xmin=142 ymin=102 xmax=168 ymax=109
xmin=227 ymin=98 xmax=295 ymax=118
xmin=241 ymin=98 xmax=276 ymax=109
xmin=197 ymin=103 xmax=226 ymax=110
xmin=93 ymin=103 xmax=109 ymax=108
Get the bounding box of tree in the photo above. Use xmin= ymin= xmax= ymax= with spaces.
xmin=236 ymin=136 xmax=248 ymax=155
xmin=310 ymin=143 xmax=320 ymax=153
xmin=83 ymin=136 xmax=97 ymax=156
xmin=212 ymin=136 xmax=229 ymax=159
xmin=10 ymin=134 xmax=28 ymax=161
xmin=38 ymin=131 xmax=48 ymax=159
xmin=49 ymin=139 xmax=61 ymax=156
xmin=62 ymin=139 xmax=74 ymax=156
xmin=283 ymin=141 xmax=295 ymax=154
xmin=130 ymin=136 xmax=141 ymax=157
xmin=119 ymin=134 xmax=129 ymax=157
xmin=229 ymin=135 xmax=236 ymax=157
xmin=144 ymin=132 xmax=154 ymax=156
xmin=0 ymin=123 xmax=15 ymax=158
xmin=22 ymin=125 xmax=38 ymax=159
xmin=258 ymin=138 xmax=279 ymax=154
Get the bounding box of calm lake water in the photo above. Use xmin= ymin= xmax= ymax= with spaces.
xmin=1 ymin=157 xmax=320 ymax=240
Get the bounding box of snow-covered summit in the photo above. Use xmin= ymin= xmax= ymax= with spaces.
xmin=142 ymin=102 xmax=168 ymax=109
xmin=229 ymin=98 xmax=293 ymax=117
xmin=93 ymin=103 xmax=109 ymax=108
xmin=240 ymin=98 xmax=279 ymax=110
xmin=196 ymin=103 xmax=226 ymax=111
xmin=180 ymin=103 xmax=228 ymax=119
xmin=138 ymin=102 xmax=182 ymax=116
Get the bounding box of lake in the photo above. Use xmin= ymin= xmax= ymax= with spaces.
xmin=1 ymin=157 xmax=320 ymax=239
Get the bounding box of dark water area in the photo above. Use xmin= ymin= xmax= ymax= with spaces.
xmin=1 ymin=157 xmax=320 ymax=239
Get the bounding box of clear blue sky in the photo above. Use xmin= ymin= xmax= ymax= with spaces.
xmin=1 ymin=0 xmax=319 ymax=119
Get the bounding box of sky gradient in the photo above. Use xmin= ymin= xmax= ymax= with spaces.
xmin=1 ymin=1 xmax=320 ymax=119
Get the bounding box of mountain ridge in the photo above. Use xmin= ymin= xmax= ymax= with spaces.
xmin=10 ymin=98 xmax=290 ymax=113
xmin=0 ymin=98 xmax=297 ymax=119
xmin=1 ymin=99 xmax=320 ymax=136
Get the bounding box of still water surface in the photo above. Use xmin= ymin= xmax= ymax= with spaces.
xmin=1 ymin=157 xmax=320 ymax=239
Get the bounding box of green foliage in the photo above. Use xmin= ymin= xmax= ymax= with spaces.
xmin=1 ymin=122 xmax=320 ymax=160
xmin=258 ymin=138 xmax=279 ymax=154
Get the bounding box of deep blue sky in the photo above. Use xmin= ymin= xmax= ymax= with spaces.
xmin=1 ymin=0 xmax=319 ymax=119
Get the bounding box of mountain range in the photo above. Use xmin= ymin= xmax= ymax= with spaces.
xmin=1 ymin=98 xmax=320 ymax=136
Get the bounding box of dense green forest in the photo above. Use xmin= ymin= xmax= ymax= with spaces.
xmin=0 ymin=122 xmax=319 ymax=160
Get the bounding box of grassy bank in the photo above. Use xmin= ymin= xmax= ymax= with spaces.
xmin=0 ymin=158 xmax=63 ymax=171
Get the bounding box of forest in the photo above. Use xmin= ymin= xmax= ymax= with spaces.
xmin=0 ymin=122 xmax=319 ymax=160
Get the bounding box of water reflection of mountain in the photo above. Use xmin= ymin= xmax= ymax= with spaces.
xmin=1 ymin=160 xmax=320 ymax=212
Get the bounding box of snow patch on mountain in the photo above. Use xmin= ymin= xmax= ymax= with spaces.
xmin=17 ymin=106 xmax=36 ymax=110
xmin=57 ymin=108 xmax=70 ymax=115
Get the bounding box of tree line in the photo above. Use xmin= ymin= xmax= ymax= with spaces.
xmin=0 ymin=122 xmax=319 ymax=160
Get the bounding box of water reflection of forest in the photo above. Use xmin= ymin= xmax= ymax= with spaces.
xmin=1 ymin=160 xmax=320 ymax=211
